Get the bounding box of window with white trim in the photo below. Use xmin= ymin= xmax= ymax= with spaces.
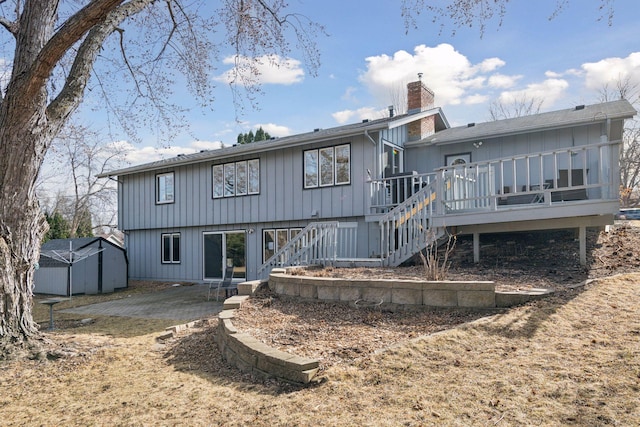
xmin=212 ymin=159 xmax=260 ymax=198
xmin=161 ymin=233 xmax=180 ymax=264
xmin=156 ymin=172 xmax=174 ymax=204
xmin=304 ymin=144 xmax=350 ymax=188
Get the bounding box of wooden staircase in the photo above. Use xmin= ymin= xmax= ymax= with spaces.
xmin=378 ymin=179 xmax=445 ymax=266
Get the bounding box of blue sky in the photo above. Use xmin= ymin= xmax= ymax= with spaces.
xmin=80 ymin=0 xmax=640 ymax=165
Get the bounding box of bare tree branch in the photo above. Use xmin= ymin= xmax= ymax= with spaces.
xmin=47 ymin=0 xmax=153 ymax=126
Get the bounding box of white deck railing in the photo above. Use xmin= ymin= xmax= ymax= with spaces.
xmin=373 ymin=140 xmax=620 ymax=266
xmin=370 ymin=171 xmax=435 ymax=212
xmin=257 ymin=221 xmax=359 ymax=280
xmin=378 ymin=179 xmax=443 ymax=266
xmin=371 ymin=141 xmax=620 ymax=214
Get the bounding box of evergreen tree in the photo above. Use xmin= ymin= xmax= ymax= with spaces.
xmin=44 ymin=212 xmax=70 ymax=242
xmin=238 ymin=127 xmax=272 ymax=144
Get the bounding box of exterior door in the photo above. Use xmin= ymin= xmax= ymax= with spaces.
xmin=203 ymin=231 xmax=246 ymax=280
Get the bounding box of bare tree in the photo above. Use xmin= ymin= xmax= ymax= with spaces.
xmin=0 ymin=0 xmax=322 ymax=359
xmin=38 ymin=122 xmax=125 ymax=237
xmin=488 ymin=94 xmax=544 ymax=121
xmin=598 ymin=76 xmax=640 ymax=207
xmin=401 ymin=0 xmax=616 ymax=37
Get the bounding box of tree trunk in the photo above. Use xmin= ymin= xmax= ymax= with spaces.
xmin=0 ymin=1 xmax=58 ymax=358
xmin=0 ymin=86 xmax=54 ymax=358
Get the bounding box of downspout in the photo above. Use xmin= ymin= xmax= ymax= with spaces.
xmin=364 ymin=129 xmax=378 ymax=179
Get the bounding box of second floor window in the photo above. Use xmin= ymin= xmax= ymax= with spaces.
xmin=304 ymin=144 xmax=350 ymax=189
xmin=156 ymin=172 xmax=174 ymax=204
xmin=213 ymin=159 xmax=260 ymax=198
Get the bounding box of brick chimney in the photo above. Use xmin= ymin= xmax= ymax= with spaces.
xmin=407 ymin=74 xmax=436 ymax=141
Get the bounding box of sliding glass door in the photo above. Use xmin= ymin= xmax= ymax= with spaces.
xmin=203 ymin=231 xmax=246 ymax=280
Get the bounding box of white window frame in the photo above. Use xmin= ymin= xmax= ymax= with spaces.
xmin=156 ymin=172 xmax=175 ymax=204
xmin=161 ymin=232 xmax=180 ymax=264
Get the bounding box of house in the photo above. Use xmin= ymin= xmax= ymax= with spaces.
xmin=98 ymin=79 xmax=636 ymax=284
xmin=35 ymin=237 xmax=128 ymax=296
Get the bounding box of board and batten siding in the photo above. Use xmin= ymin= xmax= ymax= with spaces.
xmin=125 ymin=217 xmax=374 ymax=282
xmin=118 ymin=135 xmax=376 ymax=232
xmin=405 ymin=122 xmax=621 ymax=174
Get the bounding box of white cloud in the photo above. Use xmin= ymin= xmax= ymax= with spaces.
xmin=215 ymin=54 xmax=304 ymax=85
xmin=463 ymin=94 xmax=489 ymax=105
xmin=357 ymin=43 xmax=519 ymax=109
xmin=112 ymin=140 xmax=226 ymax=166
xmin=545 ymin=70 xmax=563 ymax=79
xmin=474 ymin=57 xmax=506 ymax=73
xmin=332 ymin=107 xmax=386 ymax=124
xmin=581 ymin=52 xmax=640 ymax=90
xmin=189 ymin=140 xmax=226 ymax=151
xmin=488 ymin=73 xmax=522 ymax=89
xmin=254 ymin=123 xmax=292 ymax=137
xmin=497 ymin=78 xmax=569 ymax=109
xmin=341 ymin=86 xmax=358 ymax=102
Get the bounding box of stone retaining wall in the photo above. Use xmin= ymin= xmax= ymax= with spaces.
xmin=269 ymin=269 xmax=498 ymax=308
xmin=216 ymin=306 xmax=320 ymax=384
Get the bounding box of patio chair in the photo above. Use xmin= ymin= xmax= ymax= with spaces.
xmin=207 ymin=265 xmax=236 ymax=301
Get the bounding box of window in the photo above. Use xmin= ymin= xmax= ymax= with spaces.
xmin=224 ymin=163 xmax=235 ymax=197
xmin=236 ymin=161 xmax=247 ymax=196
xmin=335 ymin=144 xmax=351 ymax=184
xmin=156 ymin=172 xmax=174 ymax=204
xmin=213 ymin=159 xmax=260 ymax=198
xmin=161 ymin=233 xmax=180 ymax=264
xmin=212 ymin=165 xmax=224 ymax=198
xmin=304 ymin=144 xmax=350 ymax=188
xmin=248 ymin=159 xmax=260 ymax=194
xmin=263 ymin=227 xmax=303 ymax=262
xmin=304 ymin=150 xmax=318 ymax=188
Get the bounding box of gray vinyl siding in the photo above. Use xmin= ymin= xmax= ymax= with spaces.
xmin=405 ymin=122 xmax=620 ymax=174
xmin=34 ymin=267 xmax=68 ymax=296
xmin=119 ymin=135 xmax=375 ymax=232
xmin=125 ymin=217 xmax=373 ymax=282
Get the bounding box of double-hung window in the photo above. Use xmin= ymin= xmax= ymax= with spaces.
xmin=304 ymin=144 xmax=350 ymax=188
xmin=161 ymin=233 xmax=180 ymax=264
xmin=213 ymin=159 xmax=260 ymax=198
xmin=156 ymin=172 xmax=174 ymax=204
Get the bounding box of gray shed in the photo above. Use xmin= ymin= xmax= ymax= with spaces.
xmin=34 ymin=237 xmax=128 ymax=296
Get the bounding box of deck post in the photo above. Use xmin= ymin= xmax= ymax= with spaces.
xmin=579 ymin=226 xmax=586 ymax=266
xmin=473 ymin=232 xmax=480 ymax=264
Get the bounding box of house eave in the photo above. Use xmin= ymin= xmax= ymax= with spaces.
xmin=98 ymin=120 xmax=397 ymax=178
xmin=405 ymin=99 xmax=637 ymax=147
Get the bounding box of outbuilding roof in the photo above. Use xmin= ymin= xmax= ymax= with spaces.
xmin=39 ymin=237 xmax=127 ymax=267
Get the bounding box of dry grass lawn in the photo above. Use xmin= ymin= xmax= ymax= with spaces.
xmin=1 ymin=272 xmax=638 ymax=426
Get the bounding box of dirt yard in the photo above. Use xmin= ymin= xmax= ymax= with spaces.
xmin=0 ymin=223 xmax=638 ymax=426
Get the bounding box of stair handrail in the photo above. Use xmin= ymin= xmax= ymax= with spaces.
xmin=378 ymin=178 xmax=441 ymax=266
xmin=257 ymin=221 xmax=339 ymax=279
